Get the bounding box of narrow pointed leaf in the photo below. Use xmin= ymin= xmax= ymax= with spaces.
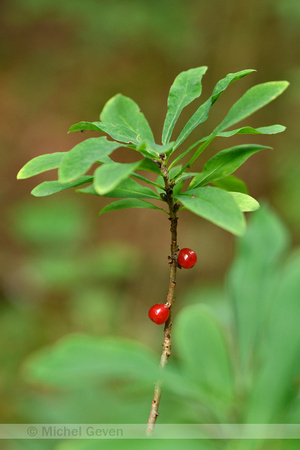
xmin=99 ymin=199 xmax=164 ymax=216
xmin=214 ymin=81 xmax=289 ymax=134
xmin=174 ymin=69 xmax=255 ymax=149
xmin=31 ymin=176 xmax=93 ymax=197
xmin=100 ymin=94 xmax=154 ymax=143
xmin=94 ymin=161 xmax=141 ymax=195
xmin=212 ymin=124 xmax=286 ymax=138
xmin=189 ymin=144 xmax=270 ymax=189
xmin=212 ymin=175 xmax=248 ymax=194
xmin=162 ymin=66 xmax=208 ymax=144
xmin=17 ymin=152 xmax=67 ymax=179
xmin=78 ymin=177 xmax=160 ymax=199
xmin=196 ymin=124 xmax=286 ymax=145
xmin=176 ymin=186 xmax=246 ymax=236
xmin=228 ymin=192 xmax=260 ymax=212
xmin=58 ymin=138 xmax=120 ymax=183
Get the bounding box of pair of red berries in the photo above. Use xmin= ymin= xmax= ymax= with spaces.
xmin=148 ymin=248 xmax=197 ymax=325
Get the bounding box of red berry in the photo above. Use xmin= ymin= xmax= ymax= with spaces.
xmin=177 ymin=248 xmax=197 ymax=269
xmin=148 ymin=303 xmax=169 ymax=325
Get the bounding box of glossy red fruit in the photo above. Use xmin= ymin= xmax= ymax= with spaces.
xmin=148 ymin=303 xmax=169 ymax=325
xmin=177 ymin=248 xmax=197 ymax=269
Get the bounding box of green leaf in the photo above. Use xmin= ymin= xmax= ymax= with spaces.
xmin=78 ymin=177 xmax=160 ymax=200
xmin=99 ymin=198 xmax=165 ymax=216
xmin=211 ymin=124 xmax=286 ymax=138
xmin=174 ymin=69 xmax=255 ymax=149
xmin=69 ymin=121 xmax=105 ymax=133
xmin=76 ymin=184 xmax=98 ymax=195
xmin=23 ymin=334 xmax=159 ymax=387
xmin=162 ymin=66 xmax=208 ymax=144
xmin=227 ymin=205 xmax=290 ymax=370
xmin=137 ymin=158 xmax=162 ymax=175
xmin=246 ymin=253 xmax=300 ymax=423
xmin=176 ymin=186 xmax=246 ymax=236
xmin=58 ymin=138 xmax=120 ymax=183
xmin=214 ymin=81 xmax=289 ymax=134
xmin=170 ymin=169 xmax=197 ymax=196
xmin=194 ymin=124 xmax=286 ymax=146
xmin=17 ymin=152 xmax=67 ymax=179
xmin=31 ymin=176 xmax=93 ymax=197
xmin=131 ymin=172 xmax=164 ymax=189
xmin=70 ymin=95 xmax=155 ymax=147
xmin=174 ymin=305 xmax=234 ymax=399
xmin=228 ymin=192 xmax=260 ymax=212
xmin=189 ymin=144 xmax=270 ymax=189
xmin=93 ymin=161 xmax=141 ymax=195
xmin=173 ymin=178 xmax=185 ymax=196
xmin=212 ymin=175 xmax=248 ymax=194
xmin=100 ymin=94 xmax=154 ymax=144
xmin=69 ymin=120 xmax=145 ymax=145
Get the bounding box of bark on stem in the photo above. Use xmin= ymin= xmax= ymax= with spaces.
xmin=146 ymin=161 xmax=178 ymax=435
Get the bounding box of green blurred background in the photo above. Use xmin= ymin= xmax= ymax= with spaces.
xmin=0 ymin=0 xmax=300 ymax=442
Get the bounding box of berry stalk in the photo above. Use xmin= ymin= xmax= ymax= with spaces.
xmin=146 ymin=156 xmax=179 ymax=434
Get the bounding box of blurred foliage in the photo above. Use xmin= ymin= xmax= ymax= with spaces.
xmin=4 ymin=0 xmax=195 ymax=61
xmin=0 ymin=198 xmax=144 ymax=437
xmin=1 ymin=206 xmax=299 ymax=450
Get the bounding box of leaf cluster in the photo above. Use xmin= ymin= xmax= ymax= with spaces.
xmin=17 ymin=67 xmax=288 ymax=235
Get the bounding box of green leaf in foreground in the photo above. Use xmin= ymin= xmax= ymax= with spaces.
xmin=176 ymin=186 xmax=246 ymax=236
xmin=99 ymin=199 xmax=165 ymax=216
xmin=162 ymin=66 xmax=208 ymax=145
xmin=100 ymin=94 xmax=154 ymax=143
xmin=58 ymin=137 xmax=120 ymax=183
xmin=94 ymin=161 xmax=141 ymax=195
xmin=17 ymin=152 xmax=67 ymax=179
xmin=31 ymin=176 xmax=93 ymax=197
xmin=69 ymin=120 xmax=144 ymax=145
xmin=69 ymin=95 xmax=156 ymax=148
xmin=189 ymin=144 xmax=270 ymax=189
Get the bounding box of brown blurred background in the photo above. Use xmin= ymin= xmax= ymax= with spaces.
xmin=0 ymin=0 xmax=299 ymax=426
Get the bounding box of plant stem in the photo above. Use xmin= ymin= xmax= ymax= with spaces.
xmin=146 ymin=161 xmax=178 ymax=435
